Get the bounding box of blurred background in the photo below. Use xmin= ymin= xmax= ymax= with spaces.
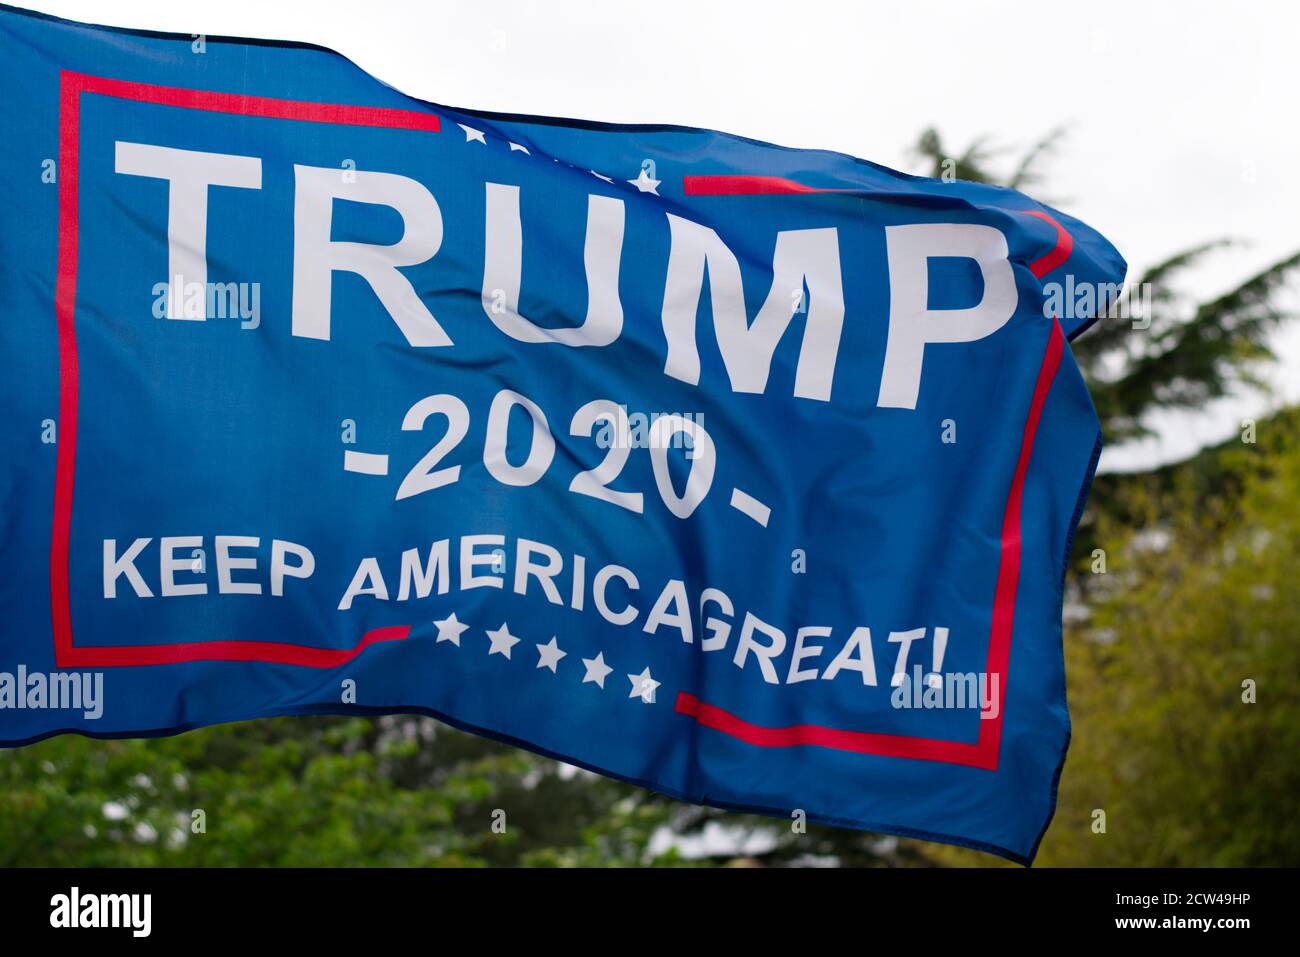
xmin=4 ymin=0 xmax=1297 ymax=866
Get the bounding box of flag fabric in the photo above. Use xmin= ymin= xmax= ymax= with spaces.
xmin=0 ymin=4 xmax=1125 ymax=862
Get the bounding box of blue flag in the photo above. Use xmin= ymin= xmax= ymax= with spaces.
xmin=0 ymin=4 xmax=1125 ymax=862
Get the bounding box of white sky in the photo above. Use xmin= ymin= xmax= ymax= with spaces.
xmin=19 ymin=0 xmax=1300 ymax=471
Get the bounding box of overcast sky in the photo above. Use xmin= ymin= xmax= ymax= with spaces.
xmin=20 ymin=0 xmax=1300 ymax=471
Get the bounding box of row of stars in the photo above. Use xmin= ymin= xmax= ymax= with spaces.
xmin=432 ymin=612 xmax=661 ymax=703
xmin=455 ymin=122 xmax=661 ymax=195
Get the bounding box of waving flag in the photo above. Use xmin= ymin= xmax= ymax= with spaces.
xmin=0 ymin=4 xmax=1125 ymax=862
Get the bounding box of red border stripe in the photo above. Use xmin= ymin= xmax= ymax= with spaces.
xmin=1023 ymin=210 xmax=1073 ymax=279
xmin=66 ymin=71 xmax=439 ymax=131
xmin=675 ymin=692 xmax=988 ymax=765
xmin=50 ymin=71 xmax=82 ymax=666
xmin=979 ymin=320 xmax=1065 ymax=761
xmin=683 ymin=174 xmax=1076 ymax=283
xmin=61 ymin=626 xmax=411 ymax=669
xmin=683 ymin=174 xmax=855 ymax=196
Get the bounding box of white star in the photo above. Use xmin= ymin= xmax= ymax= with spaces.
xmin=485 ymin=622 xmax=521 ymax=658
xmin=627 ymin=168 xmax=660 ymax=194
xmin=535 ymin=637 xmax=567 ymax=673
xmin=433 ymin=612 xmax=469 ymax=646
xmin=508 ymin=142 xmax=530 ymax=154
xmin=458 ymin=124 xmax=486 ymax=144
xmin=627 ymin=667 xmax=660 ymax=703
xmin=589 ymin=169 xmax=613 ymax=183
xmin=582 ymin=652 xmax=613 ymax=689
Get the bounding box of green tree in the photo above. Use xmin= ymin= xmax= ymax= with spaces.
xmin=0 ymin=716 xmax=677 ymax=866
